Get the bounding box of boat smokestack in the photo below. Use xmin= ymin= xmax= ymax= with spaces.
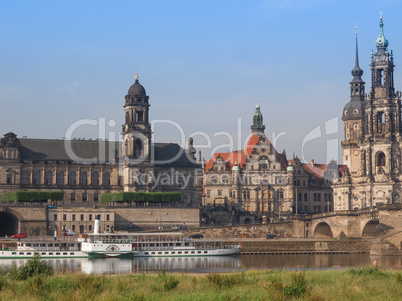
xmin=94 ymin=215 xmax=101 ymax=234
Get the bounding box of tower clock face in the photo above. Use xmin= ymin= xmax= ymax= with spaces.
xmin=353 ymin=150 xmax=360 ymax=156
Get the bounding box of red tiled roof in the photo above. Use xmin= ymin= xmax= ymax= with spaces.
xmin=205 ymin=133 xmax=286 ymax=172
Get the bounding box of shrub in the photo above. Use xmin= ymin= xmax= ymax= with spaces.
xmin=7 ymin=254 xmax=53 ymax=280
xmin=283 ymin=272 xmax=309 ymax=298
xmin=395 ymin=272 xmax=402 ymax=285
xmin=101 ymin=192 xmax=181 ymax=203
xmin=163 ymin=276 xmax=179 ymax=291
xmin=206 ymin=273 xmax=244 ymax=289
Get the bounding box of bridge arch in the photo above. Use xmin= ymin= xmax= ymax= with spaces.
xmin=314 ymin=222 xmax=333 ymax=238
xmin=362 ymin=219 xmax=379 ymax=237
xmin=0 ymin=211 xmax=19 ymax=236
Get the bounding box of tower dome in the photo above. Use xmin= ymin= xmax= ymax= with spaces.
xmin=375 ymin=15 xmax=389 ymax=50
xmin=128 ymin=73 xmax=147 ymax=97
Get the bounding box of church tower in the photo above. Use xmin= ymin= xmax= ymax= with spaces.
xmin=334 ymin=16 xmax=402 ymax=211
xmin=251 ymin=102 xmax=265 ymax=135
xmin=122 ymin=74 xmax=152 ymax=162
xmin=362 ymin=15 xmax=401 ymax=181
xmin=342 ymin=26 xmax=366 ymax=173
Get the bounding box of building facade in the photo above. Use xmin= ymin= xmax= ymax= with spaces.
xmin=204 ymin=104 xmax=340 ymax=223
xmin=0 ymin=75 xmax=203 ymax=208
xmin=333 ymin=17 xmax=402 ymax=210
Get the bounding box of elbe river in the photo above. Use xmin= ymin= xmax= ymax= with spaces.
xmin=1 ymin=254 xmax=401 ymax=274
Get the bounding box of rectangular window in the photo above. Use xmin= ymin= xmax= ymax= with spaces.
xmin=54 ymin=214 xmax=57 ymax=221
xmin=206 ymin=190 xmax=211 ymax=198
xmin=63 ymin=214 xmax=66 ymax=221
xmin=298 ymin=193 xmax=302 ymax=202
xmin=89 ymin=214 xmax=92 ymax=221
xmin=218 ymin=190 xmax=222 ymax=196
xmin=89 ymin=225 xmax=92 ymax=231
xmin=6 ymin=174 xmax=13 ymax=184
xmin=318 ymin=194 xmax=321 ymax=202
xmin=313 ymin=194 xmax=317 ymax=202
xmin=72 ymin=225 xmax=75 ymax=231
xmin=82 ymin=192 xmax=87 ymax=202
xmin=72 ymin=214 xmax=76 ymax=221
xmin=80 ymin=214 xmax=84 ymax=221
xmin=106 ymin=214 xmax=110 ymax=221
xmin=70 ymin=193 xmax=76 ymax=202
xmin=304 ymin=193 xmax=308 ymax=202
xmin=94 ymin=193 xmax=99 ymax=202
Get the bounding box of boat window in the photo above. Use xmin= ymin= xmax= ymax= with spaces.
xmin=165 ymin=252 xmax=169 ymax=254
xmin=204 ymin=251 xmax=207 ymax=253
xmin=49 ymin=244 xmax=53 ymax=247
xmin=178 ymin=251 xmax=182 ymax=254
xmin=27 ymin=253 xmax=31 ymax=255
xmin=184 ymin=251 xmax=188 ymax=254
xmin=49 ymin=253 xmax=53 ymax=255
xmin=41 ymin=252 xmax=46 ymax=255
xmin=56 ymin=253 xmax=60 ymax=255
xmin=197 ymin=251 xmax=201 ymax=254
xmin=151 ymin=252 xmax=155 ymax=255
xmin=191 ymin=251 xmax=195 ymax=254
xmin=158 ymin=252 xmax=162 ymax=254
xmin=63 ymin=253 xmax=67 ymax=255
xmin=145 ymin=252 xmax=149 ymax=255
xmin=12 ymin=252 xmax=16 ymax=255
xmin=55 ymin=244 xmax=59 ymax=247
xmin=26 ymin=243 xmax=31 ymax=247
xmin=172 ymin=252 xmax=175 ymax=254
xmin=70 ymin=253 xmax=75 ymax=255
xmin=19 ymin=252 xmax=24 ymax=255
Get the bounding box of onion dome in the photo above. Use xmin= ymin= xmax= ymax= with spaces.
xmin=287 ymin=162 xmax=294 ymax=172
xmin=375 ymin=15 xmax=388 ymax=50
xmin=232 ymin=162 xmax=240 ymax=171
xmin=128 ymin=73 xmax=146 ymax=97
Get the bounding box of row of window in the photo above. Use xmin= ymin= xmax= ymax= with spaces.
xmin=21 ymin=170 xmax=111 ymax=186
xmin=56 ymin=213 xmax=110 ymax=222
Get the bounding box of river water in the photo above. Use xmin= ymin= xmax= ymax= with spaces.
xmin=1 ymin=254 xmax=401 ymax=274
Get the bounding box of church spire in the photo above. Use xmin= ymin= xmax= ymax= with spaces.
xmin=251 ymin=102 xmax=265 ymax=135
xmin=350 ymin=25 xmax=365 ymax=101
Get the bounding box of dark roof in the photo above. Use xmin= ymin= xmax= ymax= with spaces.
xmin=19 ymin=138 xmax=199 ymax=167
xmin=128 ymin=79 xmax=146 ymax=97
xmin=20 ymin=138 xmax=119 ymax=164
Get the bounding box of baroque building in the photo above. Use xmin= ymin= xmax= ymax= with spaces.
xmin=333 ymin=17 xmax=402 ymax=210
xmin=0 ymin=75 xmax=202 ymax=207
xmin=203 ymin=104 xmax=340 ymax=223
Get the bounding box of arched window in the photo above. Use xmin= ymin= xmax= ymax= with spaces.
xmin=103 ymin=172 xmax=111 ymax=186
xmin=57 ymin=171 xmax=65 ymax=185
xmin=22 ymin=170 xmax=30 ymax=185
xmin=377 ymin=152 xmax=386 ymax=166
xmin=92 ymin=172 xmax=99 ymax=186
xmin=68 ymin=171 xmax=76 ymax=185
xmin=134 ymin=139 xmax=143 ymax=158
xmin=34 ymin=171 xmax=41 ymax=185
xmin=81 ymin=172 xmax=87 ymax=186
xmin=46 ymin=171 xmax=53 ymax=185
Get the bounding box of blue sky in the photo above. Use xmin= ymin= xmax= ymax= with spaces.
xmin=1 ymin=1 xmax=401 ymax=163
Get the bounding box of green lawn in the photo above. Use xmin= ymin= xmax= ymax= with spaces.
xmin=1 ymin=266 xmax=402 ymax=300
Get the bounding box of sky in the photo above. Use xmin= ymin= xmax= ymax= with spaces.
xmin=1 ymin=0 xmax=402 ymax=164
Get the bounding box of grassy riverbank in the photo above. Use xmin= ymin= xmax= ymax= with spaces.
xmin=0 ymin=266 xmax=402 ymax=300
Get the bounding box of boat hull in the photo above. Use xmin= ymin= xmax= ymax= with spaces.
xmin=133 ymin=248 xmax=241 ymax=257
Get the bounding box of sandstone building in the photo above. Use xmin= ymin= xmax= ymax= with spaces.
xmin=333 ymin=17 xmax=402 ymax=210
xmin=203 ymin=104 xmax=341 ymax=223
xmin=0 ymin=75 xmax=202 ymax=235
